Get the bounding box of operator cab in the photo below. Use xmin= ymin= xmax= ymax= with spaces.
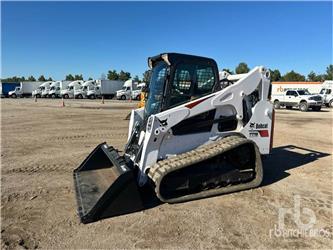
xmin=145 ymin=53 xmax=219 ymax=118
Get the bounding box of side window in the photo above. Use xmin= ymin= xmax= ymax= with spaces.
xmin=194 ymin=66 xmax=215 ymax=96
xmin=327 ymin=89 xmax=332 ymax=94
xmin=169 ymin=64 xmax=193 ymax=107
xmin=172 ymin=66 xmax=192 ymax=94
xmin=320 ymin=89 xmax=326 ymax=94
xmin=56 ymin=87 xmax=60 ymax=90
xmin=286 ymin=90 xmax=296 ymax=96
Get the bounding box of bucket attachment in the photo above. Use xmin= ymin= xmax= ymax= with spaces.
xmin=73 ymin=143 xmax=144 ymax=224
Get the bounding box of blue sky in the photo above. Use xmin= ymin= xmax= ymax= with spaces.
xmin=1 ymin=1 xmax=332 ymax=80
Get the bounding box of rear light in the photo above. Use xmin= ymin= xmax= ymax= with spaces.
xmin=258 ymin=130 xmax=269 ymax=137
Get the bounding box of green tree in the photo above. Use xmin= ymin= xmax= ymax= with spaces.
xmin=65 ymin=74 xmax=75 ymax=81
xmin=74 ymin=74 xmax=83 ymax=80
xmin=1 ymin=76 xmax=26 ymax=82
xmin=142 ymin=70 xmax=152 ymax=83
xmin=28 ymin=75 xmax=36 ymax=81
xmin=88 ymin=77 xmax=93 ymax=80
xmin=107 ymin=70 xmax=119 ymax=80
xmin=307 ymin=71 xmax=325 ymax=81
xmin=222 ymin=68 xmax=234 ymax=74
xmin=270 ymin=69 xmax=282 ymax=81
xmin=38 ymin=75 xmax=46 ymax=81
xmin=325 ymin=64 xmax=333 ymax=80
xmin=235 ymin=62 xmax=250 ymax=74
xmin=281 ymin=70 xmax=305 ymax=81
xmin=47 ymin=77 xmax=53 ymax=81
xmin=118 ymin=70 xmax=131 ymax=81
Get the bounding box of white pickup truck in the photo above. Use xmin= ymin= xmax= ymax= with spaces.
xmin=272 ymin=89 xmax=322 ymax=111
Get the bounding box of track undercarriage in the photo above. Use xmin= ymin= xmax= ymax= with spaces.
xmin=149 ymin=135 xmax=263 ymax=203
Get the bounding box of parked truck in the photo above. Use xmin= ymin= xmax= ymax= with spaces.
xmin=74 ymin=80 xmax=96 ymax=99
xmin=32 ymin=81 xmax=53 ymax=98
xmin=41 ymin=82 xmax=53 ymax=98
xmin=1 ymin=82 xmax=20 ymax=97
xmin=131 ymin=82 xmax=146 ymax=100
xmin=319 ymin=80 xmax=333 ymax=107
xmin=8 ymin=81 xmax=42 ymax=98
xmin=87 ymin=80 xmax=123 ymax=99
xmin=60 ymin=80 xmax=84 ymax=99
xmin=116 ymin=79 xmax=139 ymax=100
xmin=48 ymin=81 xmax=70 ymax=98
xmin=272 ymin=89 xmax=322 ymax=111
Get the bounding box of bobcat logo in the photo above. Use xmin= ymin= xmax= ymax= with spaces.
xmin=158 ymin=118 xmax=168 ymax=127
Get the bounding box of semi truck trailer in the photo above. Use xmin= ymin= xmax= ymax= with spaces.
xmin=1 ymin=82 xmax=20 ymax=97
xmin=87 ymin=80 xmax=123 ymax=99
xmin=8 ymin=81 xmax=42 ymax=98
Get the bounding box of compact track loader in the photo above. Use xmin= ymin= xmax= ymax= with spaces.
xmin=73 ymin=53 xmax=274 ymax=223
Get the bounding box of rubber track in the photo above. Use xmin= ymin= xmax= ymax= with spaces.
xmin=148 ymin=135 xmax=263 ymax=203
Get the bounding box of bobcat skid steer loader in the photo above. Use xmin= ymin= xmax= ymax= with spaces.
xmin=73 ymin=53 xmax=274 ymax=223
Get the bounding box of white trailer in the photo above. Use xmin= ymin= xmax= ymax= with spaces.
xmin=9 ymin=81 xmax=42 ymax=98
xmin=90 ymin=80 xmax=123 ymax=99
xmin=271 ymin=81 xmax=323 ymax=95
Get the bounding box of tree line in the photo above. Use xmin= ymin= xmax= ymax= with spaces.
xmin=224 ymin=63 xmax=333 ymax=82
xmin=2 ymin=64 xmax=332 ymax=83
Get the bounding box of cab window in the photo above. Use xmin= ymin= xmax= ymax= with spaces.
xmin=168 ymin=63 xmax=216 ymax=108
xmin=286 ymin=90 xmax=297 ymax=96
xmin=195 ymin=66 xmax=215 ymax=96
xmin=169 ymin=64 xmax=193 ymax=107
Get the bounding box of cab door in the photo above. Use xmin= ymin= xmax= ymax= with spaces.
xmin=285 ymin=90 xmax=298 ymax=106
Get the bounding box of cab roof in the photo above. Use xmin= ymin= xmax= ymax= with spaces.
xmin=148 ymin=53 xmax=218 ymax=69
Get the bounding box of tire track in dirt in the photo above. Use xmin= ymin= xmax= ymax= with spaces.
xmin=2 ymin=185 xmax=72 ymax=203
xmin=2 ymin=157 xmax=78 ymax=175
xmin=3 ymin=163 xmax=72 ymax=175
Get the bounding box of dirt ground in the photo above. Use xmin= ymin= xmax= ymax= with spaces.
xmin=1 ymin=98 xmax=332 ymax=249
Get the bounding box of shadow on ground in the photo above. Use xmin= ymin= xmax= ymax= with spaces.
xmin=262 ymin=145 xmax=330 ymax=186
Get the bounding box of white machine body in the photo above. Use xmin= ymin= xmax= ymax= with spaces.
xmin=128 ymin=66 xmax=273 ymax=185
